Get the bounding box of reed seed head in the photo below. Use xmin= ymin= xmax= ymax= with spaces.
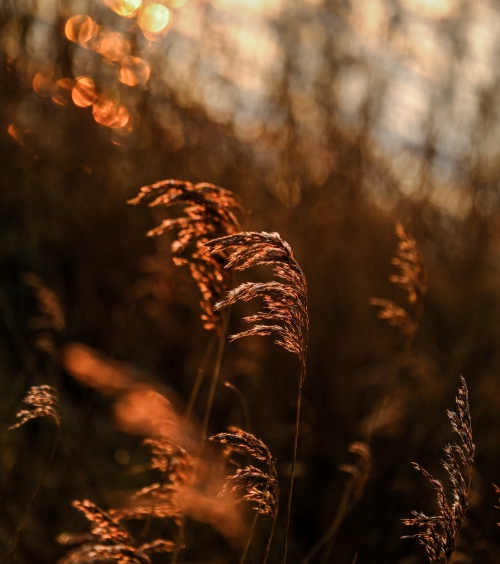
xmin=402 ymin=377 xmax=474 ymax=563
xmin=206 ymin=231 xmax=308 ymax=368
xmin=9 ymin=384 xmax=60 ymax=430
xmin=129 ymin=179 xmax=245 ymax=332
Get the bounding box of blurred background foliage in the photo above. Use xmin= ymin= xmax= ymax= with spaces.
xmin=2 ymin=0 xmax=500 ymax=562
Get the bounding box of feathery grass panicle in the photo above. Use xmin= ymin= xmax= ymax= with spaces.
xmin=110 ymin=436 xmax=194 ymax=524
xmin=59 ymin=501 xmax=174 ymax=564
xmin=210 ymin=426 xmax=272 ymax=465
xmin=211 ymin=427 xmax=278 ymax=516
xmin=128 ymin=179 xmax=244 ymax=331
xmin=72 ymin=500 xmax=134 ymax=545
xmin=402 ymin=377 xmax=474 ymax=564
xmin=9 ymin=385 xmax=60 ymax=430
xmin=220 ymin=465 xmax=279 ymax=517
xmin=370 ymin=222 xmax=426 ymax=343
xmin=206 ymin=231 xmax=308 ymax=367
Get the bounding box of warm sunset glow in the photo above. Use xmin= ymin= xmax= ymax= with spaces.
xmin=103 ymin=0 xmax=142 ymax=17
xmin=401 ymin=0 xmax=456 ymax=18
xmin=51 ymin=78 xmax=73 ymax=107
xmin=72 ymin=77 xmax=97 ymax=107
xmin=119 ymin=56 xmax=150 ymax=86
xmin=64 ymin=15 xmax=96 ymax=44
xmin=139 ymin=4 xmax=171 ymax=34
xmin=210 ymin=0 xmax=282 ymax=17
xmin=98 ymin=32 xmax=131 ymax=63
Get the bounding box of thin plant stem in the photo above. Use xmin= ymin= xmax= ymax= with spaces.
xmin=282 ymin=361 xmax=306 ymax=564
xmin=184 ymin=333 xmax=217 ymax=426
xmin=224 ymin=381 xmax=252 ymax=432
xmin=301 ymin=470 xmax=354 ymax=564
xmin=173 ymin=311 xmax=231 ymax=564
xmin=2 ymin=426 xmax=60 ymax=564
xmin=240 ymin=459 xmax=277 ymax=564
xmin=262 ymin=467 xmax=279 ymax=564
xmin=201 ymin=309 xmax=230 ymax=440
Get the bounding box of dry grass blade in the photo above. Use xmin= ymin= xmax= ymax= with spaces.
xmin=370 ymin=222 xmax=426 ymax=344
xmin=128 ymin=179 xmax=244 ymax=331
xmin=402 ymin=376 xmax=474 ymax=563
xmin=9 ymin=385 xmax=60 ymax=430
xmin=206 ymin=231 xmax=308 ymax=365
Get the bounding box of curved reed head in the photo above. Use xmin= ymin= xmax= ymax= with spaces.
xmin=206 ymin=231 xmax=308 ymax=369
xmin=129 ymin=179 xmax=245 ymax=332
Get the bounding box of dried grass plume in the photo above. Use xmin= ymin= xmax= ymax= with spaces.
xmin=128 ymin=179 xmax=244 ymax=331
xmin=402 ymin=376 xmax=474 ymax=564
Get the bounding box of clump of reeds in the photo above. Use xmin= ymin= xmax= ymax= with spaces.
xmin=128 ymin=179 xmax=244 ymax=332
xmin=207 ymin=231 xmax=308 ymax=562
xmin=402 ymin=376 xmax=474 ymax=563
xmin=370 ymin=222 xmax=426 ymax=346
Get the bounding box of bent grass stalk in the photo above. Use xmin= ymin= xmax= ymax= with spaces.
xmin=206 ymin=231 xmax=308 ymax=564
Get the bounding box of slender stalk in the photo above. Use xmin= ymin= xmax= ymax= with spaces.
xmin=2 ymin=427 xmax=60 ymax=564
xmin=262 ymin=466 xmax=279 ymax=564
xmin=240 ymin=459 xmax=277 ymax=564
xmin=282 ymin=361 xmax=306 ymax=564
xmin=224 ymin=381 xmax=252 ymax=432
xmin=301 ymin=471 xmax=354 ymax=564
xmin=201 ymin=309 xmax=230 ymax=440
xmin=184 ymin=333 xmax=216 ymax=426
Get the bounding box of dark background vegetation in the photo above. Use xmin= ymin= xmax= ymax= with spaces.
xmin=2 ymin=0 xmax=500 ymax=562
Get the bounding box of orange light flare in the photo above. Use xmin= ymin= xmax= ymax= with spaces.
xmin=51 ymin=78 xmax=73 ymax=107
xmin=98 ymin=31 xmax=131 ymax=63
xmin=7 ymin=124 xmax=24 ymax=146
xmin=72 ymin=76 xmax=97 ymax=107
xmin=114 ymin=385 xmax=182 ymax=440
xmin=61 ymin=343 xmax=136 ymax=395
xmin=33 ymin=67 xmax=55 ymax=97
xmin=64 ymin=15 xmax=98 ymax=48
xmin=92 ymin=95 xmax=130 ymax=128
xmin=103 ymin=0 xmax=142 ymax=17
xmin=119 ymin=56 xmax=150 ymax=86
xmin=139 ymin=3 xmax=171 ymax=41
